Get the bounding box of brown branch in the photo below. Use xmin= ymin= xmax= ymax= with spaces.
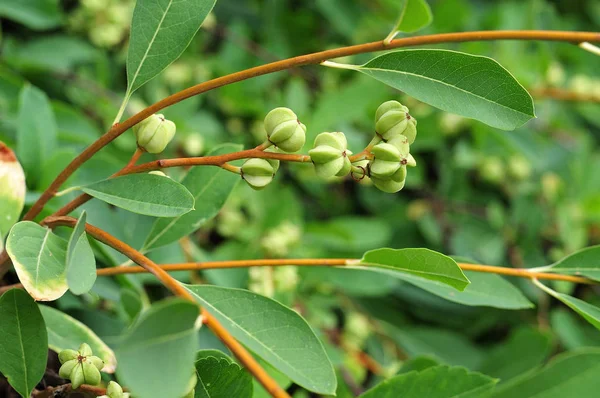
xmin=531 ymin=87 xmax=600 ymax=103
xmin=33 ymin=383 xmax=106 ymax=398
xmin=43 ymin=216 xmax=290 ymax=398
xmin=22 ymin=31 xmax=600 ymax=223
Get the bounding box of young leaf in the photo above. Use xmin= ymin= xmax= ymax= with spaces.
xmin=533 ymin=279 xmax=600 ymax=330
xmin=542 ymin=245 xmax=600 ymax=281
xmin=126 ymin=0 xmax=217 ymax=94
xmin=194 ymin=355 xmax=253 ymax=398
xmin=39 ymin=305 xmax=117 ymax=372
xmin=392 ymin=271 xmax=533 ymax=309
xmin=360 ymin=365 xmax=497 ymax=398
xmin=80 ymin=174 xmax=195 ymax=217
xmin=356 ymin=248 xmax=470 ymax=291
xmin=184 ymin=284 xmax=337 ymax=395
xmin=0 ymin=141 xmax=26 ymax=251
xmin=6 ymin=221 xmax=68 ymax=301
xmin=355 ymin=49 xmax=535 ymax=130
xmin=66 ymin=211 xmax=96 ymax=295
xmin=492 ymin=349 xmax=600 ymax=398
xmin=143 ymin=144 xmax=242 ymax=251
xmin=385 ymin=0 xmax=432 ymax=43
xmin=17 ymin=84 xmax=57 ymax=187
xmin=116 ymin=299 xmax=199 ymax=398
xmin=0 ymin=289 xmax=48 ymax=398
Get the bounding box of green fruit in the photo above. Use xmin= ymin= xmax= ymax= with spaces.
xmin=70 ymin=363 xmax=86 ymax=389
xmin=82 ymin=359 xmax=102 ymax=386
xmin=386 ymin=135 xmax=410 ymax=157
xmin=309 ymin=132 xmax=351 ymax=178
xmin=88 ymin=355 xmax=104 ymax=371
xmin=241 ymin=159 xmax=275 ymax=190
xmin=78 ymin=343 xmax=93 ymax=357
xmin=405 ymin=153 xmax=417 ymax=167
xmin=134 ymin=114 xmax=176 ymax=154
xmin=314 ymin=132 xmax=347 ymax=150
xmin=59 ymin=359 xmax=78 ymax=379
xmin=372 ymin=166 xmax=407 ymax=193
xmin=58 ymin=349 xmax=79 ymax=364
xmin=351 ymin=160 xmax=369 ymax=180
xmin=106 ymin=381 xmax=124 ymax=398
xmin=264 ymin=108 xmax=306 ymax=153
xmin=375 ymin=100 xmax=417 ymax=143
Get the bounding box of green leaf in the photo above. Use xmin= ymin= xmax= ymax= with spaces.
xmin=357 ymin=248 xmax=470 ymax=291
xmin=0 ymin=0 xmax=62 ymax=30
xmin=397 ymin=356 xmax=440 ymax=375
xmin=194 ymin=353 xmax=253 ymax=398
xmin=80 ymin=174 xmax=195 ymax=217
xmin=143 ymin=144 xmax=241 ymax=251
xmin=120 ymin=288 xmax=144 ymax=322
xmin=492 ymin=349 xmax=600 ymax=398
xmin=393 ymin=271 xmax=533 ymax=309
xmin=17 ymin=84 xmax=57 ymax=187
xmin=388 ymin=0 xmax=432 ymax=37
xmin=0 ymin=289 xmax=48 ymax=398
xmin=478 ymin=327 xmax=553 ymax=383
xmin=533 ymin=279 xmax=600 ymax=330
xmin=0 ymin=141 xmax=25 ymax=250
xmin=356 ymin=49 xmax=535 ymax=130
xmin=6 ymin=221 xmax=68 ymax=301
xmin=543 ymin=245 xmax=600 ymax=281
xmin=66 ymin=211 xmax=96 ymax=295
xmin=39 ymin=305 xmax=117 ymax=372
xmin=184 ymin=284 xmax=337 ymax=395
xmin=126 ymin=0 xmax=216 ymax=94
xmin=360 ymin=365 xmax=497 ymax=398
xmin=116 ymin=299 xmax=199 ymax=398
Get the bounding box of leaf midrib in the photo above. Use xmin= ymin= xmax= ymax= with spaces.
xmin=35 ymin=228 xmax=51 ymax=286
xmin=14 ymin=293 xmax=29 ymax=395
xmin=82 ymin=188 xmax=189 ymax=214
xmin=128 ymin=0 xmax=175 ymax=91
xmin=359 ymin=262 xmax=468 ymax=285
xmin=360 ymin=65 xmax=532 ymax=118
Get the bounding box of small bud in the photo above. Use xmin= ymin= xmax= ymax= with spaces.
xmin=241 ymin=159 xmax=275 ymax=190
xmin=372 ymin=165 xmax=407 ymax=193
xmin=82 ymin=359 xmax=102 ymax=386
xmin=149 ymin=170 xmax=168 ymax=178
xmin=134 ymin=114 xmax=176 ymax=154
xmin=106 ymin=381 xmax=124 ymax=398
xmin=78 ymin=343 xmax=93 ymax=357
xmin=183 ymin=133 xmax=205 ymax=156
xmin=264 ymin=108 xmax=306 ymax=152
xmin=309 ymin=132 xmax=351 ymax=178
xmin=0 ymin=142 xmax=26 ymax=250
xmin=59 ymin=359 xmax=78 ymax=379
xmin=58 ymin=349 xmax=79 ymax=364
xmin=375 ymin=100 xmax=417 ymax=143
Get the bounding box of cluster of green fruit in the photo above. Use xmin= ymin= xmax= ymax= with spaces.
xmin=69 ymin=0 xmax=134 ymax=48
xmin=240 ymin=101 xmax=418 ymax=193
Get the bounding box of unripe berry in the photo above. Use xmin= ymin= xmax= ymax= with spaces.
xmin=134 ymin=114 xmax=176 ymax=154
xmin=369 ymin=142 xmax=402 ymax=178
xmin=375 ymin=100 xmax=417 ymax=143
xmin=264 ymin=108 xmax=306 ymax=152
xmin=371 ymin=165 xmax=407 ymax=193
xmin=241 ymin=159 xmax=275 ymax=190
xmin=309 ymin=132 xmax=351 ymax=178
xmin=58 ymin=349 xmax=79 ymax=364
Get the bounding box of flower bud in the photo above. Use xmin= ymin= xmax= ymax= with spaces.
xmin=134 ymin=114 xmax=176 ymax=154
xmin=0 ymin=142 xmax=25 ymax=250
xmin=241 ymin=159 xmax=275 ymax=190
xmin=371 ymin=165 xmax=407 ymax=193
xmin=264 ymin=108 xmax=306 ymax=152
xmin=58 ymin=349 xmax=79 ymax=364
xmin=375 ymin=100 xmax=417 ymax=143
xmin=106 ymin=381 xmax=124 ymax=398
xmin=308 ymin=132 xmax=351 ymax=178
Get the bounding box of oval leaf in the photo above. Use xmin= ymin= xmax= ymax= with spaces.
xmin=394 ymin=271 xmax=533 ymax=309
xmin=80 ymin=174 xmax=195 ymax=217
xmin=39 ymin=305 xmax=117 ymax=372
xmin=6 ymin=221 xmax=68 ymax=301
xmin=127 ymin=0 xmax=217 ymax=93
xmin=357 ymin=248 xmax=470 ymax=291
xmin=184 ymin=284 xmax=337 ymax=395
xmin=0 ymin=141 xmax=26 ymax=250
xmin=143 ymin=144 xmax=242 ymax=251
xmin=66 ymin=211 xmax=97 ymax=295
xmin=357 ymin=49 xmax=535 ymax=130
xmin=194 ymin=353 xmax=253 ymax=398
xmin=388 ymin=0 xmax=432 ymax=36
xmin=0 ymin=289 xmax=48 ymax=398
xmin=544 ymin=245 xmax=600 ymax=281
xmin=116 ymin=299 xmax=199 ymax=398
xmin=360 ymin=365 xmax=497 ymax=398
xmin=492 ymin=349 xmax=600 ymax=398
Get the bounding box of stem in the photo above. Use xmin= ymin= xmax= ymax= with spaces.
xmin=320 ymin=60 xmax=360 ymax=70
xmin=113 ymin=92 xmax=131 ymax=125
xmin=42 ymin=216 xmax=290 ymax=398
xmin=531 ymin=87 xmax=600 ymax=103
xmin=220 ymin=163 xmax=242 ymax=174
xmin=33 ymin=383 xmax=107 ymax=398
xmin=580 ymin=41 xmax=600 ymax=56
xmin=21 ymin=31 xmax=600 ymax=223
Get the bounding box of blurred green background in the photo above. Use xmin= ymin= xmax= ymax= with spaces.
xmin=1 ymin=0 xmax=600 ymax=393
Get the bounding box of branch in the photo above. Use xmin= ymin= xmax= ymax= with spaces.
xmin=22 ymin=30 xmax=600 ymax=222
xmin=33 ymin=383 xmax=106 ymax=398
xmin=43 ymin=216 xmax=290 ymax=398
xmin=530 ymin=87 xmax=600 ymax=103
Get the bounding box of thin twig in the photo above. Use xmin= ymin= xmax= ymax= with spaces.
xmin=531 ymin=87 xmax=600 ymax=102
xmin=42 ymin=216 xmax=290 ymax=398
